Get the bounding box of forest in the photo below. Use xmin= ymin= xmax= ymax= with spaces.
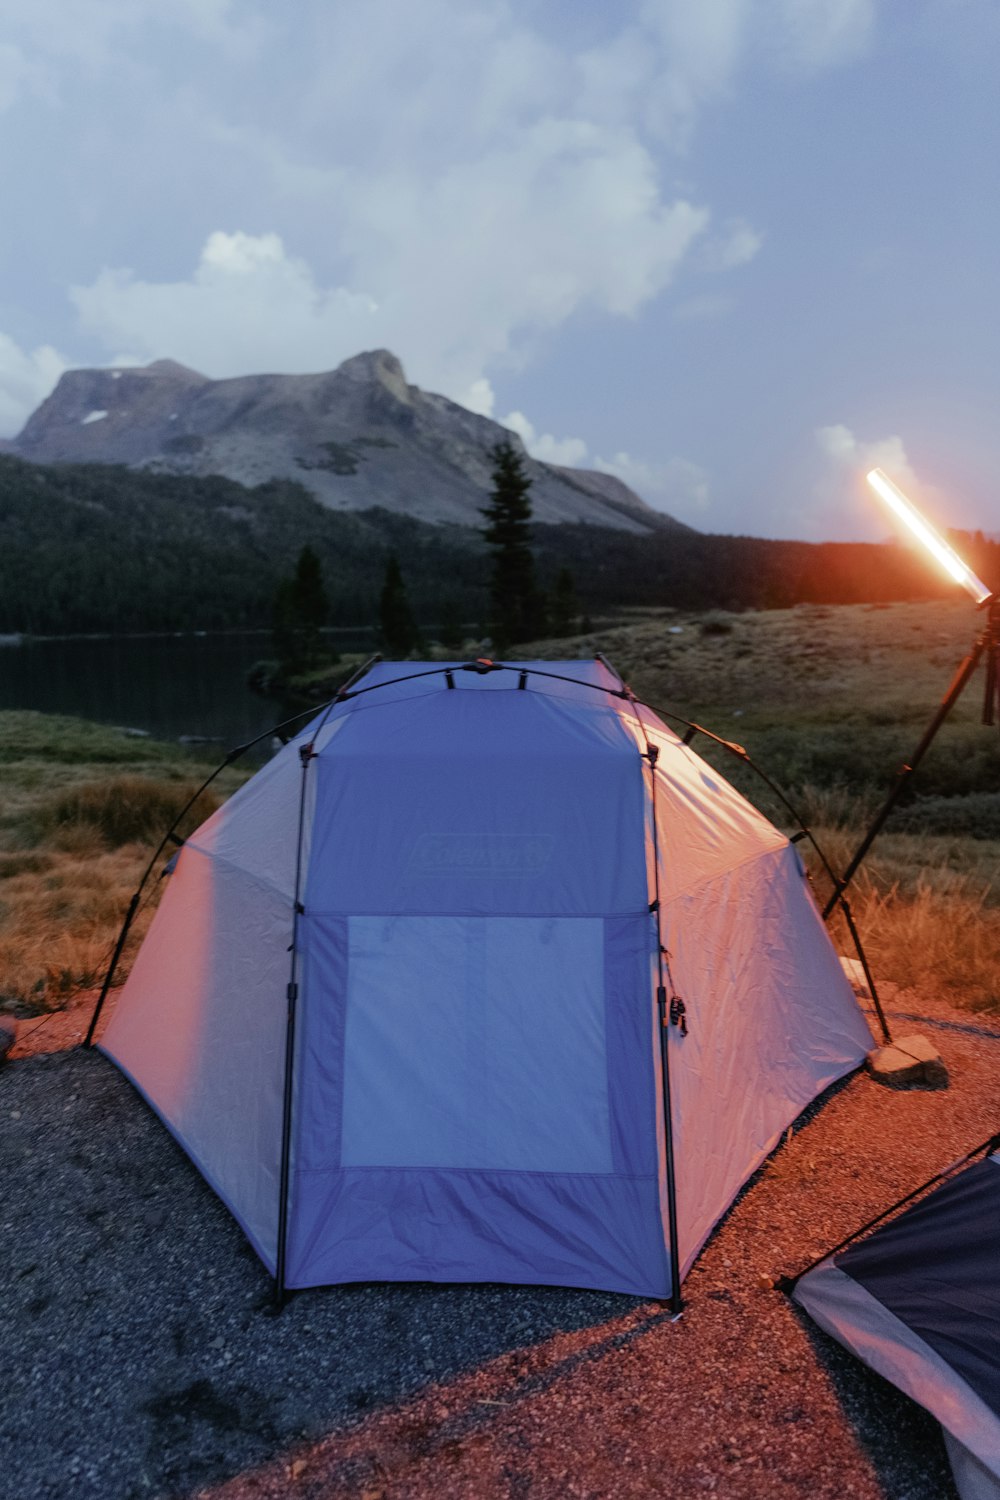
xmin=0 ymin=453 xmax=996 ymax=635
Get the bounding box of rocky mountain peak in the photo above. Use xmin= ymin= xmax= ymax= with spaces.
xmin=334 ymin=349 xmax=411 ymax=405
xmin=139 ymin=359 xmax=208 ymax=382
xmin=10 ymin=350 xmax=691 ymax=535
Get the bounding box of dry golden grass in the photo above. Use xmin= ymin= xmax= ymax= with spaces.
xmin=835 ymin=873 xmax=1000 ymax=1011
xmin=0 ymin=712 xmax=246 ymax=1013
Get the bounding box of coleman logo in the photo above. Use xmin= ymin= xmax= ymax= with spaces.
xmin=409 ymin=834 xmax=553 ymax=877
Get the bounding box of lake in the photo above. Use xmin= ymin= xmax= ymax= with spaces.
xmin=0 ymin=631 xmax=378 ymax=755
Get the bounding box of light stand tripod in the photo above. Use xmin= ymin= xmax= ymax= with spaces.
xmin=823 ymin=592 xmax=1000 ymax=918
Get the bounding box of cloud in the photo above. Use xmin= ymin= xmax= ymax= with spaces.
xmin=493 ymin=406 xmax=712 ymax=521
xmin=503 ymin=411 xmax=589 ymax=468
xmin=0 ymin=333 xmax=68 ymax=438
xmin=811 ymin=422 xmax=917 ymax=539
xmin=1 ymin=0 xmax=256 ymax=72
xmin=3 ymin=1 xmax=879 ymax=489
xmin=816 ymin=422 xmax=913 ymax=480
xmin=71 ymin=126 xmax=709 ymax=399
xmin=71 ymin=233 xmax=380 ymax=379
xmin=578 ymin=0 xmax=875 ymax=144
xmin=593 ymin=450 xmax=712 ymax=517
xmin=696 ymin=218 xmax=764 ymax=273
xmin=769 ymin=0 xmax=875 ymax=69
xmin=461 ymin=378 xmax=496 ymax=419
xmin=46 ymin=2 xmax=876 ymax=405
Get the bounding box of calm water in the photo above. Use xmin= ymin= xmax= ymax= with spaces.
xmin=0 ymin=631 xmax=377 ymax=753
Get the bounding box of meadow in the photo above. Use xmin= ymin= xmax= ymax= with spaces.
xmin=0 ymin=714 xmax=247 ymax=1014
xmin=1 ymin=594 xmax=997 ymax=1016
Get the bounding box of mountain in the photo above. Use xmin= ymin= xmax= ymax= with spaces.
xmin=10 ymin=351 xmax=680 ymax=535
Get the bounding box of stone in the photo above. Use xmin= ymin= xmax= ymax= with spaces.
xmin=839 ymin=956 xmax=871 ymax=998
xmin=9 ymin=354 xmax=679 ymax=533
xmin=0 ymin=1015 xmax=16 ymax=1062
xmin=867 ymin=1033 xmax=948 ymax=1089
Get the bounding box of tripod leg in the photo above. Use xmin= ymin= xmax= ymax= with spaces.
xmin=823 ymin=636 xmax=984 ymax=917
xmin=983 ymin=644 xmax=997 ymax=728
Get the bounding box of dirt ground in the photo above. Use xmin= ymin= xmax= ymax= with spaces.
xmin=4 ymin=983 xmax=998 ymax=1500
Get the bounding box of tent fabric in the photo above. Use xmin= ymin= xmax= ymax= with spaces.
xmin=100 ymin=659 xmax=872 ymax=1298
xmin=794 ymin=1154 xmax=1000 ymax=1500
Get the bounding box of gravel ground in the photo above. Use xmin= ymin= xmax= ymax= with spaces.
xmin=2 ymin=990 xmax=999 ymax=1500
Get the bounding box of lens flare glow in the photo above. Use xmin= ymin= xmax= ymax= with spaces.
xmin=866 ymin=468 xmax=992 ymax=604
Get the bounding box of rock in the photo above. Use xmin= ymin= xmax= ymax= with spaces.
xmin=0 ymin=1015 xmax=17 ymax=1062
xmin=839 ymin=956 xmax=871 ymax=998
xmin=8 ymin=352 xmax=688 ymax=534
xmin=867 ymin=1033 xmax=948 ymax=1089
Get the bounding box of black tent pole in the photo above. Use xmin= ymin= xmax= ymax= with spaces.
xmin=83 ymin=661 xmax=384 ymax=1051
xmin=273 ymin=737 xmax=317 ymax=1308
xmin=630 ymin=697 xmax=893 ymax=1045
xmin=628 ymin=700 xmax=683 ymax=1313
xmin=776 ymin=1128 xmax=1000 ymax=1293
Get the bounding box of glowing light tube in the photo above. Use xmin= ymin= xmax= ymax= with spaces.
xmin=866 ymin=468 xmax=992 ymax=604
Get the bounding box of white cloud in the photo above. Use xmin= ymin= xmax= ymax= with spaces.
xmin=71 ymin=233 xmax=380 ymax=379
xmin=2 ymin=0 xmax=880 ymax=500
xmin=578 ymin=0 xmax=875 ymax=144
xmin=0 ymin=334 xmax=68 ymax=438
xmin=49 ymin=2 xmax=875 ymax=407
xmin=1 ymin=0 xmax=257 ymax=72
xmin=816 ymin=422 xmax=914 ymax=484
xmin=697 ymin=218 xmax=764 ymax=273
xmin=812 ymin=422 xmax=917 ymax=539
xmin=593 ymin=450 xmax=712 ymax=517
xmin=769 ymin=0 xmax=875 ymax=69
xmin=71 ymin=124 xmax=709 ymax=398
xmin=503 ymin=411 xmax=589 ymax=468
xmin=460 ymin=378 xmax=496 ymax=418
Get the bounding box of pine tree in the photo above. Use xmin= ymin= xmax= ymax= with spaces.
xmin=481 ymin=441 xmax=545 ymax=649
xmin=549 ymin=566 xmax=580 ymax=637
xmin=437 ymin=598 xmax=465 ymax=651
xmin=272 ymin=545 xmax=331 ymax=673
xmin=378 ymin=553 xmax=421 ymax=657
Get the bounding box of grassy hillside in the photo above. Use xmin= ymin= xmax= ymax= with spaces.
xmin=2 ymin=454 xmax=998 ymax=634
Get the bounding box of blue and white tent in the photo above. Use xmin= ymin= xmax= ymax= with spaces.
xmin=99 ymin=659 xmax=872 ymax=1300
xmin=794 ymin=1147 xmax=1000 ymax=1500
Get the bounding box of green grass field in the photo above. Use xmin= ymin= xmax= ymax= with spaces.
xmin=2 ymin=597 xmax=997 ymax=1015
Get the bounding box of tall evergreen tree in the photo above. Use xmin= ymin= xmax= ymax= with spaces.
xmin=481 ymin=441 xmax=545 ymax=649
xmin=378 ymin=552 xmax=421 ymax=657
xmin=272 ymin=544 xmax=331 ymax=673
xmin=437 ymin=598 xmax=465 ymax=651
xmin=549 ymin=566 xmax=581 ymax=637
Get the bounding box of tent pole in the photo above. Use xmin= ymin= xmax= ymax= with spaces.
xmin=633 ymin=714 xmax=684 ymax=1313
xmin=776 ymin=1129 xmax=1000 ymax=1292
xmin=81 ymin=688 xmax=363 ymax=1050
xmin=274 ymin=740 xmax=315 ymax=1308
xmin=637 ymin=698 xmax=893 ymax=1046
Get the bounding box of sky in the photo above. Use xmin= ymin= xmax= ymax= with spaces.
xmin=1 ymin=0 xmax=998 ymax=541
